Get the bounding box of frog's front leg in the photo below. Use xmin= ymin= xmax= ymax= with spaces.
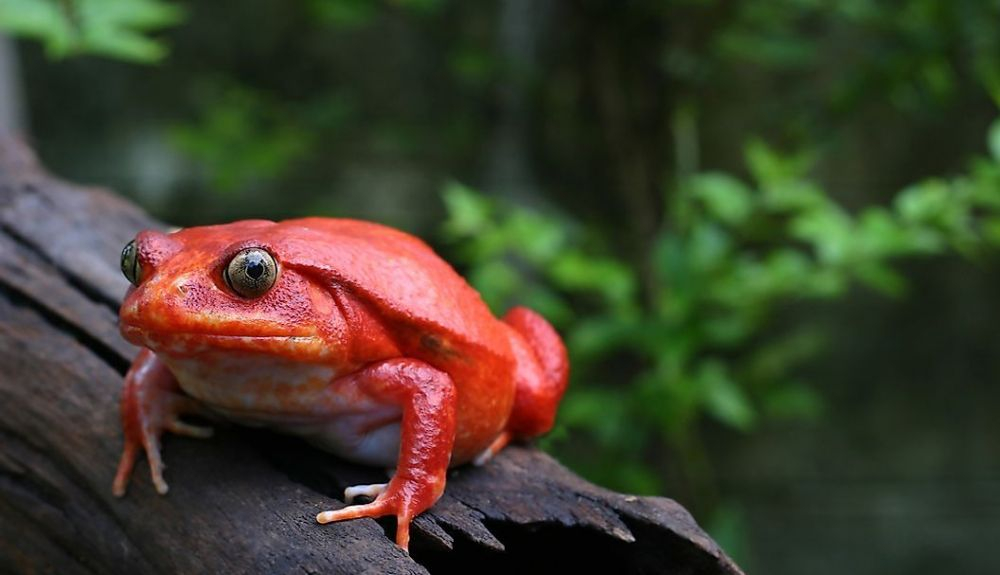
xmin=316 ymin=358 xmax=456 ymax=552
xmin=112 ymin=348 xmax=213 ymax=497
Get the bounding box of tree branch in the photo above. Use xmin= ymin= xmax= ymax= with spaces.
xmin=0 ymin=136 xmax=743 ymax=575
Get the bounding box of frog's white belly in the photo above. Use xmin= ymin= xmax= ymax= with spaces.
xmin=160 ymin=352 xmax=403 ymax=467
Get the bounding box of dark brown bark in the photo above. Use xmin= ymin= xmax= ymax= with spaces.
xmin=0 ymin=136 xmax=743 ymax=575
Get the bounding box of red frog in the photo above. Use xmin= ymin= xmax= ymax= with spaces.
xmin=112 ymin=218 xmax=568 ymax=551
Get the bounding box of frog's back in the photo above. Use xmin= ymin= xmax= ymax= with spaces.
xmin=269 ymin=217 xmax=508 ymax=355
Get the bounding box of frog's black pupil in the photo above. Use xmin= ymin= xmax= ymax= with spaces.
xmin=245 ymin=256 xmax=265 ymax=280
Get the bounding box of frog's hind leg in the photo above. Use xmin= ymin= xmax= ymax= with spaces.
xmin=473 ymin=308 xmax=567 ymax=467
xmin=498 ymin=307 xmax=569 ymax=441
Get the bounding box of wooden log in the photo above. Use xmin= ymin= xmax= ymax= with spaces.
xmin=0 ymin=136 xmax=744 ymax=575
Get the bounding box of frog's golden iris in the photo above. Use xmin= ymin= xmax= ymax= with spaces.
xmin=223 ymin=247 xmax=278 ymax=298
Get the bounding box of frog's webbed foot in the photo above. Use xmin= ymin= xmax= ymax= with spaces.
xmin=317 ymin=476 xmax=434 ymax=552
xmin=112 ymin=349 xmax=212 ymax=498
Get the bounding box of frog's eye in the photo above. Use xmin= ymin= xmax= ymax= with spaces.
xmin=120 ymin=239 xmax=141 ymax=286
xmin=224 ymin=247 xmax=278 ymax=298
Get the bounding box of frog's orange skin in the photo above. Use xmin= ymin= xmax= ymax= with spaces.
xmin=112 ymin=217 xmax=568 ymax=551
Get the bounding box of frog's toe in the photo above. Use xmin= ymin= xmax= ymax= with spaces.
xmin=316 ymin=499 xmax=392 ymax=525
xmin=151 ymin=470 xmax=169 ymax=495
xmin=144 ymin=440 xmax=170 ymax=495
xmin=112 ymin=440 xmax=139 ymax=497
xmin=344 ymin=482 xmax=388 ymax=503
xmin=166 ymin=419 xmax=214 ymax=439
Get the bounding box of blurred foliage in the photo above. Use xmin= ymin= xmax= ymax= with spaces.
xmin=168 ymin=84 xmax=321 ymax=192
xmin=308 ymin=0 xmax=442 ymax=28
xmin=0 ymin=0 xmax=182 ymax=62
xmin=442 ymin=128 xmax=1000 ymax=495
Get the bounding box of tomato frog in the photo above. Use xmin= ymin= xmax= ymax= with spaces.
xmin=112 ymin=218 xmax=568 ymax=551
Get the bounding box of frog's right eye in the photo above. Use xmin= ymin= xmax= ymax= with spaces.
xmin=121 ymin=239 xmax=142 ymax=286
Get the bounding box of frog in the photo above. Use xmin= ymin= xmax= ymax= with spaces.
xmin=111 ymin=217 xmax=569 ymax=551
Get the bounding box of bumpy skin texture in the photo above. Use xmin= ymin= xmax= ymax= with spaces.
xmin=113 ymin=218 xmax=569 ymax=550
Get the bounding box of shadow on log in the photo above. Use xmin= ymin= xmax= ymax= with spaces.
xmin=0 ymin=136 xmax=744 ymax=575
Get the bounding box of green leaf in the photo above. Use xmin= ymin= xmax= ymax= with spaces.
xmin=762 ymin=383 xmax=824 ymax=421
xmin=0 ymin=0 xmax=183 ymax=63
xmin=549 ymin=251 xmax=636 ymax=308
xmin=701 ymin=314 xmax=754 ymax=347
xmin=688 ymin=173 xmax=753 ymax=226
xmin=688 ymin=222 xmax=732 ymax=272
xmin=441 ymin=182 xmax=493 ymax=238
xmin=651 ymin=233 xmax=690 ymax=292
xmin=984 ymin=217 xmax=1000 ymax=245
xmin=745 ymin=139 xmax=815 ymax=186
xmin=895 ymin=180 xmax=951 ymax=224
xmin=0 ymin=0 xmax=74 ymax=57
xmin=968 ymin=160 xmax=1000 ymax=209
xmin=857 ymin=207 xmax=942 ymax=256
xmin=854 ymin=261 xmax=906 ymax=296
xmin=567 ymin=315 xmax=640 ymax=360
xmin=762 ymin=180 xmax=827 ymax=212
xmin=989 ymin=118 xmax=1000 ymax=163
xmin=789 ymin=205 xmax=853 ymax=264
xmin=502 ymin=211 xmax=568 ymax=264
xmin=698 ymin=361 xmax=756 ymax=431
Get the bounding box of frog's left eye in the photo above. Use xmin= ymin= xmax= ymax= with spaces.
xmin=224 ymin=247 xmax=278 ymax=298
xmin=121 ymin=239 xmax=141 ymax=286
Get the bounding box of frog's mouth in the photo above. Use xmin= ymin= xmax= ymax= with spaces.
xmin=120 ymin=323 xmax=330 ymax=361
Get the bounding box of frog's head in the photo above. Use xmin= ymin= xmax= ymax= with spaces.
xmin=118 ymin=221 xmax=335 ymax=361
